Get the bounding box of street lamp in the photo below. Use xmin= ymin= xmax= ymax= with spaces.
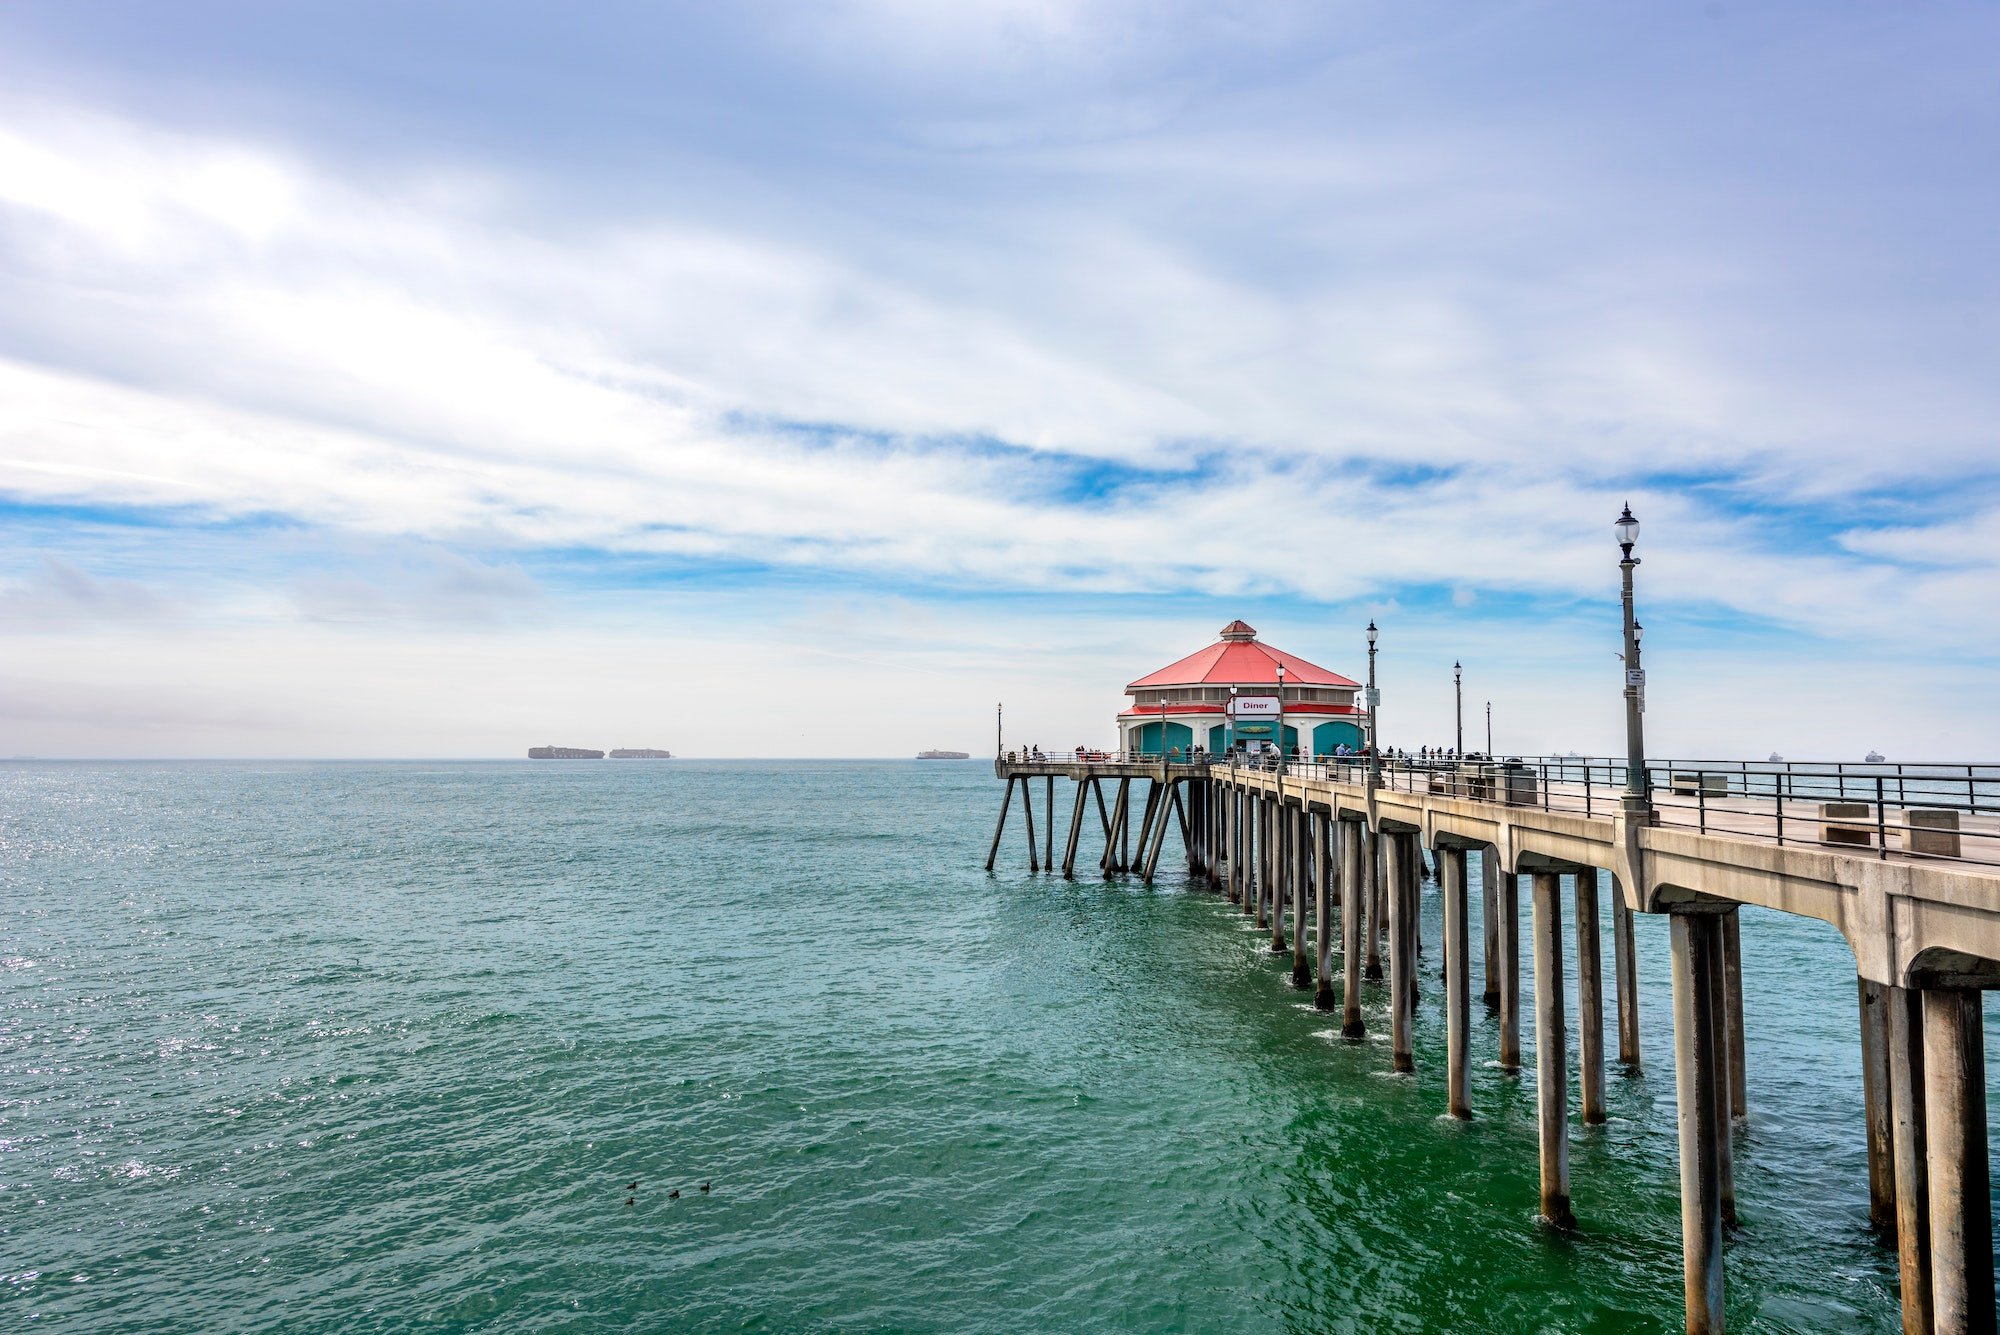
xmin=1228 ymin=685 xmax=1238 ymax=774
xmin=1616 ymin=503 xmax=1650 ymax=813
xmin=1453 ymin=660 xmax=1463 ymax=758
xmin=1275 ymin=661 xmax=1287 ymax=777
xmin=1365 ymin=621 xmax=1380 ymax=789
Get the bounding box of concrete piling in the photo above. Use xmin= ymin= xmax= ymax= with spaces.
xmin=1271 ymin=797 xmax=1290 ymax=955
xmin=1498 ymin=869 xmax=1521 ymax=1072
xmin=1389 ymin=834 xmax=1415 ymax=1073
xmin=1482 ymin=846 xmax=1501 ymax=1010
xmin=1315 ymin=814 xmax=1336 ymax=1011
xmin=1342 ymin=820 xmax=1366 ymax=1039
xmin=1614 ymin=882 xmax=1641 ymax=1072
xmin=1366 ymin=833 xmax=1386 ymax=982
xmin=1858 ymin=978 xmax=1897 ymax=1237
xmin=1443 ymin=845 xmax=1472 ymax=1119
xmin=1530 ymin=869 xmax=1573 ymax=1228
xmin=1922 ymin=988 xmax=1995 ymax=1335
xmin=985 ymin=776 xmax=1015 ymax=872
xmin=1576 ymin=869 xmax=1607 ymax=1125
xmin=1062 ymin=778 xmax=1088 ymax=878
xmin=1669 ymin=910 xmax=1727 ymax=1335
xmin=1292 ymin=807 xmax=1311 ymax=985
xmin=1023 ymin=776 xmax=1040 ymax=873
xmin=1722 ymin=910 xmax=1747 ymax=1121
xmin=1044 ymin=775 xmax=1055 ymax=872
xmin=1705 ymin=925 xmax=1738 ymax=1229
xmin=1889 ymin=983 xmax=1934 ymax=1335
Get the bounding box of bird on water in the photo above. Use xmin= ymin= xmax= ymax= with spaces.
xmin=669 ymin=1188 xmax=680 ymax=1199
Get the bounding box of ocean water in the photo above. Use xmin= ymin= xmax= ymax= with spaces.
xmin=2 ymin=759 xmax=1993 ymax=1332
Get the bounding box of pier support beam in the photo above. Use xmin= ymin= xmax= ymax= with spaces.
xmin=1530 ymin=869 xmax=1573 ymax=1228
xmin=1389 ymin=834 xmax=1415 ymax=1073
xmin=1890 ymin=983 xmax=1934 ymax=1335
xmin=986 ymin=777 xmax=1015 ymax=871
xmin=1022 ymin=776 xmax=1040 ymax=873
xmin=1498 ymin=868 xmax=1521 ymax=1072
xmin=1858 ymin=978 xmax=1897 ymax=1238
xmin=1443 ymin=845 xmax=1472 ymax=1119
xmin=1342 ymin=821 xmax=1366 ymax=1039
xmin=1142 ymin=781 xmax=1175 ymax=882
xmin=1922 ymin=988 xmax=1994 ymax=1335
xmin=1230 ymin=787 xmax=1245 ymax=903
xmin=1270 ymin=796 xmax=1290 ymax=955
xmin=1044 ymin=776 xmax=1055 ymax=873
xmin=1707 ymin=911 xmax=1738 ymax=1228
xmin=1482 ymin=846 xmax=1501 ymax=1010
xmin=1255 ymin=797 xmax=1271 ymax=929
xmin=1062 ymin=778 xmax=1088 ymax=879
xmin=1103 ymin=778 xmax=1130 ymax=877
xmin=1315 ymin=814 xmax=1336 ymax=1011
xmin=1670 ymin=909 xmax=1728 ymax=1335
xmin=1577 ymin=869 xmax=1607 ymax=1126
xmin=1614 ymin=882 xmax=1642 ymax=1072
xmin=1723 ymin=910 xmax=1747 ymax=1121
xmin=1291 ymin=807 xmax=1311 ymax=986
xmin=1366 ymin=832 xmax=1386 ymax=982
xmin=1403 ymin=833 xmax=1422 ymax=996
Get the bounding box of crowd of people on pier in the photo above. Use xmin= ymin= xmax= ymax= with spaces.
xmin=1001 ymin=742 xmax=1488 ymax=766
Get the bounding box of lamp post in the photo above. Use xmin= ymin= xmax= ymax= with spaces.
xmin=997 ymin=702 xmax=1003 ymax=759
xmin=1227 ymin=684 xmax=1237 ymax=767
xmin=1275 ymin=662 xmax=1287 ymax=777
xmin=1365 ymin=621 xmax=1380 ymax=789
xmin=1616 ymin=503 xmax=1649 ymax=813
xmin=1485 ymin=700 xmax=1492 ymax=756
xmin=1454 ymin=661 xmax=1463 ymax=758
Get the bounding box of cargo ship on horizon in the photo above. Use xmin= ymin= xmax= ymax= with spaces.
xmin=917 ymin=749 xmax=971 ymax=760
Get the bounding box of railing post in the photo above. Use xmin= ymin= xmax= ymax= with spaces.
xmin=1698 ymin=779 xmax=1707 ymax=835
xmin=1876 ymin=776 xmax=1887 ymax=859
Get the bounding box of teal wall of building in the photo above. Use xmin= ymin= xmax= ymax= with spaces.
xmin=1313 ymin=721 xmax=1364 ymax=754
xmin=1207 ymin=724 xmax=1228 ymax=752
xmin=1134 ymin=721 xmax=1196 ymax=755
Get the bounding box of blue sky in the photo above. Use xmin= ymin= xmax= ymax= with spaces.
xmin=1 ymin=1 xmax=1996 ymax=758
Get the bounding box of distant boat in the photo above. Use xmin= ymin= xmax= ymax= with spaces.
xmin=1769 ymin=753 xmax=1784 ymax=763
xmin=1865 ymin=750 xmax=1885 ymax=764
xmin=528 ymin=745 xmax=604 ymax=760
xmin=917 ymin=749 xmax=971 ymax=760
xmin=609 ymin=748 xmax=673 ymax=759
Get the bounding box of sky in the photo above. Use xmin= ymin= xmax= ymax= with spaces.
xmin=1 ymin=0 xmax=1996 ymax=759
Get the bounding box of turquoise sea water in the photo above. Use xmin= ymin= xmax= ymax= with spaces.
xmin=3 ymin=760 xmax=1994 ymax=1332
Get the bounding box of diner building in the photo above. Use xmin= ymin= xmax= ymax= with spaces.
xmin=1116 ymin=620 xmax=1367 ymax=757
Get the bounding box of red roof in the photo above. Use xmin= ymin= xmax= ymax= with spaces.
xmin=1117 ymin=702 xmax=1360 ymax=719
xmin=1126 ymin=622 xmax=1360 ymax=691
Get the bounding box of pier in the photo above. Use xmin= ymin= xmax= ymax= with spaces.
xmin=986 ymin=750 xmax=2000 ymax=1334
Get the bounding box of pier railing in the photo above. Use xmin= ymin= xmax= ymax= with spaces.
xmin=999 ymin=750 xmax=2000 ymax=869
xmin=1293 ymin=754 xmax=2000 ymax=870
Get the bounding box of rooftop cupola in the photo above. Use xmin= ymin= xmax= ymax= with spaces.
xmin=1219 ymin=620 xmax=1257 ymax=642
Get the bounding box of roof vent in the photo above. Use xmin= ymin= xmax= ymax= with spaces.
xmin=1218 ymin=620 xmax=1257 ymax=642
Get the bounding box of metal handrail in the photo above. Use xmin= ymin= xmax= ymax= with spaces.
xmin=996 ymin=748 xmax=2000 ymax=870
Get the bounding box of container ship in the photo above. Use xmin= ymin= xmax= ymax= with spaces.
xmin=917 ymin=749 xmax=971 ymax=760
xmin=609 ymin=748 xmax=673 ymax=759
xmin=528 ymin=745 xmax=604 ymax=759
